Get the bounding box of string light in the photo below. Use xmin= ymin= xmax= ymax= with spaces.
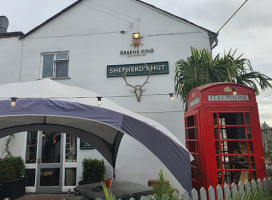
xmin=169 ymin=93 xmax=174 ymax=101
xmin=10 ymin=97 xmax=17 ymax=107
xmin=97 ymin=96 xmax=102 ymax=106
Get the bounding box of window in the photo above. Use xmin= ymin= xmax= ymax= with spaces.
xmin=42 ymin=52 xmax=69 ymax=78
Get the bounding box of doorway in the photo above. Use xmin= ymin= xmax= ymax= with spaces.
xmin=25 ymin=131 xmax=63 ymax=193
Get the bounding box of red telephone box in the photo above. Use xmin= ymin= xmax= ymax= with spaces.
xmin=185 ymin=82 xmax=266 ymax=190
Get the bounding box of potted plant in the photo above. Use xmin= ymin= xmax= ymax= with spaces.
xmin=0 ymin=156 xmax=26 ymax=199
xmin=79 ymin=158 xmax=106 ymax=185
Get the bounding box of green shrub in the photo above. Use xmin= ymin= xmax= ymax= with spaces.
xmin=0 ymin=156 xmax=25 ymax=180
xmin=82 ymin=158 xmax=105 ymax=182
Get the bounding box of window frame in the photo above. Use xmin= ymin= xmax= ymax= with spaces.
xmin=41 ymin=51 xmax=70 ymax=79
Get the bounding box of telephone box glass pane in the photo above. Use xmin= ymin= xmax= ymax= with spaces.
xmin=221 ymin=141 xmax=248 ymax=154
xmin=186 ymin=115 xmax=195 ymax=127
xmin=213 ymin=113 xmax=217 ymax=125
xmin=216 ymin=156 xmax=221 ymax=169
xmin=246 ymin=113 xmax=250 ymax=125
xmin=249 ymin=142 xmax=254 ymax=154
xmin=186 ymin=128 xmax=196 ymax=139
xmin=218 ymin=171 xmax=223 ymax=184
xmin=224 ymin=171 xmax=250 ymax=184
xmin=214 ymin=127 xmax=219 ymax=139
xmin=188 ymin=141 xmax=197 ymax=153
xmin=247 ymin=127 xmax=252 ymax=139
xmin=250 ymin=156 xmax=255 ymax=169
xmin=219 ymin=113 xmax=244 ymax=125
xmin=220 ymin=127 xmax=246 ymax=139
xmin=222 ymin=156 xmax=249 ymax=169
xmin=252 ymin=171 xmax=257 ymax=180
xmin=215 ymin=141 xmax=220 ymax=154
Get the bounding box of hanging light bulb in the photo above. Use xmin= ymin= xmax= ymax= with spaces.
xmin=10 ymin=97 xmax=17 ymax=107
xmin=97 ymin=96 xmax=102 ymax=106
xmin=232 ymin=88 xmax=237 ymax=96
xmin=169 ymin=93 xmax=174 ymax=101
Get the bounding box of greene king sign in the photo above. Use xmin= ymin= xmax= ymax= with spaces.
xmin=107 ymin=61 xmax=169 ymax=77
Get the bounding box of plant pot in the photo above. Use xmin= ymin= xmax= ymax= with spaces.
xmin=104 ymin=178 xmax=113 ymax=188
xmin=0 ymin=177 xmax=26 ymax=199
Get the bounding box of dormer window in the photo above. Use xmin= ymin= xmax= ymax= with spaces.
xmin=42 ymin=52 xmax=69 ymax=79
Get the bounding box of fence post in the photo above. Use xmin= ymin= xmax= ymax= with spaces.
xmin=224 ymin=183 xmax=231 ymax=200
xmin=182 ymin=190 xmax=191 ymax=200
xmin=244 ymin=181 xmax=251 ymax=195
xmin=238 ymin=182 xmax=245 ymax=199
xmin=216 ymin=185 xmax=223 ymax=200
xmin=231 ymin=182 xmax=237 ymax=199
xmin=200 ymin=187 xmax=207 ymax=200
xmin=208 ymin=186 xmax=215 ymax=200
xmin=257 ymin=178 xmax=263 ymax=191
xmin=263 ymin=178 xmax=269 ymax=196
xmin=191 ymin=188 xmax=198 ymax=200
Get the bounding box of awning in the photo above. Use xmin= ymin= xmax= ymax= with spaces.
xmin=0 ymin=79 xmax=192 ymax=192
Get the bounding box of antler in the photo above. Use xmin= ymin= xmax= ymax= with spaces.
xmin=122 ymin=69 xmax=135 ymax=88
xmin=140 ymin=64 xmax=152 ymax=87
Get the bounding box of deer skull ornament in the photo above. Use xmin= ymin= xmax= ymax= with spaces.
xmin=122 ymin=65 xmax=151 ymax=102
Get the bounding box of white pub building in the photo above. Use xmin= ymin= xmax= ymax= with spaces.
xmin=0 ymin=0 xmax=217 ymax=193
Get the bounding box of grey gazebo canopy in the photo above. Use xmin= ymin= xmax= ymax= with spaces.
xmin=0 ymin=79 xmax=192 ymax=192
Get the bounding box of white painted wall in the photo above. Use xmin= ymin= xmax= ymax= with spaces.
xmin=0 ymin=0 xmax=213 ymax=193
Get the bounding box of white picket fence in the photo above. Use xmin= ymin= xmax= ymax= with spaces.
xmin=181 ymin=178 xmax=272 ymax=200
xmin=129 ymin=178 xmax=272 ymax=200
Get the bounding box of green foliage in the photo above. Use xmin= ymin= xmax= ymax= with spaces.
xmin=82 ymin=158 xmax=105 ymax=182
xmin=151 ymin=170 xmax=179 ymax=200
xmin=102 ymin=182 xmax=116 ymax=200
xmin=174 ymin=47 xmax=272 ymax=109
xmin=0 ymin=156 xmax=25 ymax=180
xmin=225 ymin=186 xmax=272 ymax=200
xmin=5 ymin=134 xmax=15 ymax=157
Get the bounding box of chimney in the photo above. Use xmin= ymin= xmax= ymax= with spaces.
xmin=0 ymin=16 xmax=9 ymax=33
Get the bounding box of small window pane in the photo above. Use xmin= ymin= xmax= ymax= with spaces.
xmin=250 ymin=156 xmax=255 ymax=169
xmin=186 ymin=128 xmax=196 ymax=139
xmin=25 ymin=169 xmax=36 ymax=186
xmin=215 ymin=141 xmax=220 ymax=154
xmin=218 ymin=171 xmax=223 ymax=184
xmin=220 ymin=127 xmax=246 ymax=139
xmin=65 ymin=134 xmax=77 ymax=162
xmin=40 ymin=168 xmax=60 ymax=186
xmin=188 ymin=141 xmax=197 ymax=153
xmin=25 ymin=131 xmax=38 ymax=163
xmin=217 ymin=156 xmax=221 ymax=169
xmin=55 ymin=61 xmax=68 ymax=78
xmin=222 ymin=156 xmax=249 ymax=169
xmin=219 ymin=113 xmax=244 ymax=125
xmin=249 ymin=142 xmax=254 ymax=154
xmin=42 ymin=54 xmax=54 ymax=78
xmin=214 ymin=127 xmax=219 ymax=139
xmin=213 ymin=113 xmax=217 ymax=125
xmin=246 ymin=113 xmax=250 ymax=125
xmin=224 ymin=170 xmax=250 ymax=185
xmin=65 ymin=168 xmax=76 ymax=186
xmin=186 ymin=115 xmax=195 ymax=127
xmin=247 ymin=127 xmax=252 ymax=139
xmin=221 ymin=141 xmax=248 ymax=154
xmin=56 ymin=53 xmax=68 ymax=60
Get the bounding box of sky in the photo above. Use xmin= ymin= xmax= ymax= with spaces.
xmin=0 ymin=0 xmax=272 ymax=126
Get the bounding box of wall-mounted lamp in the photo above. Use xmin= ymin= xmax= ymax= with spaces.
xmin=133 ymin=32 xmax=140 ymax=39
xmin=232 ymin=88 xmax=237 ymax=96
xmin=132 ymin=33 xmax=141 ymax=47
xmin=97 ymin=96 xmax=102 ymax=106
xmin=169 ymin=93 xmax=174 ymax=101
xmin=10 ymin=97 xmax=17 ymax=107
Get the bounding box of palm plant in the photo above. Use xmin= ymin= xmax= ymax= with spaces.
xmin=151 ymin=170 xmax=179 ymax=200
xmin=174 ymin=47 xmax=272 ymax=110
